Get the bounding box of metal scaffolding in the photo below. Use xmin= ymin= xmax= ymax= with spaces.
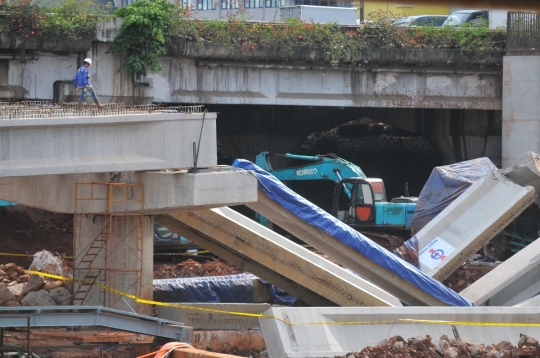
xmin=73 ymin=182 xmax=146 ymax=313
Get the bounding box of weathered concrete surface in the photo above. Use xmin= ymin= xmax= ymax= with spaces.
xmin=502 ymin=56 xmax=540 ymax=168
xmin=0 ymin=169 xmax=256 ymax=214
xmin=73 ymin=215 xmax=154 ymax=315
xmin=0 ymin=112 xmax=216 ymax=177
xmin=152 ymin=55 xmax=501 ymax=109
xmin=503 ymin=151 xmax=540 ymax=206
xmin=158 ymin=303 xmax=271 ymax=330
xmin=415 ymin=173 xmax=535 ymax=281
xmin=259 ymin=306 xmax=540 ymax=358
xmin=157 ymin=207 xmax=402 ymax=307
xmin=461 ymin=237 xmax=540 ymax=306
xmin=245 ymin=191 xmax=447 ymax=306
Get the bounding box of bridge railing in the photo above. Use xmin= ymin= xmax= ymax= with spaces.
xmin=507 ymin=11 xmax=540 ymax=55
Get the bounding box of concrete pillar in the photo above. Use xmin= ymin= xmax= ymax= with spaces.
xmin=73 ymin=214 xmax=153 ymax=316
xmin=425 ymin=109 xmax=502 ymax=166
xmin=503 ymin=56 xmax=540 ymax=168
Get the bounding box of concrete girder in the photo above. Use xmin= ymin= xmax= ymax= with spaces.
xmin=245 ymin=190 xmax=446 ymax=306
xmin=152 ymin=58 xmax=502 ymax=110
xmin=157 ymin=207 xmax=402 ymax=307
xmin=414 ymin=173 xmax=535 ymax=281
xmin=461 ymin=237 xmax=540 ymax=306
xmin=0 ymin=169 xmax=257 ymax=214
xmin=0 ymin=112 xmax=216 ymax=178
xmin=259 ymin=306 xmax=540 ymax=358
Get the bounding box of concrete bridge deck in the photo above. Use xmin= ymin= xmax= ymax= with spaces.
xmin=0 ymin=103 xmax=216 ymax=178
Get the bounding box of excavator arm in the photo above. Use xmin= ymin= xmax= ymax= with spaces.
xmin=256 ymin=152 xmax=367 ymax=182
xmin=255 ymin=152 xmax=367 ymax=199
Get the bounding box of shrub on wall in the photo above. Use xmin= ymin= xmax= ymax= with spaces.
xmin=0 ymin=0 xmax=112 ymax=40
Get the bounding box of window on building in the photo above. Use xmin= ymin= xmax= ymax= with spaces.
xmin=221 ymin=0 xmax=240 ymax=9
xmin=198 ymin=0 xmax=216 ymax=10
xmin=244 ymin=0 xmax=263 ymax=8
xmin=265 ymin=0 xmax=277 ymax=7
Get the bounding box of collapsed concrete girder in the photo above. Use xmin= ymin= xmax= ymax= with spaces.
xmin=157 ymin=207 xmax=402 ymax=308
xmin=259 ymin=306 xmax=540 ymax=358
xmin=414 ymin=172 xmax=535 ymax=281
xmin=245 ymin=190 xmax=448 ymax=306
xmin=461 ymin=237 xmax=540 ymax=306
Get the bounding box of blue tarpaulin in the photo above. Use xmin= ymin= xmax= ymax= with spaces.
xmin=153 ymin=273 xmax=296 ymax=305
xmin=233 ymin=159 xmax=474 ymax=307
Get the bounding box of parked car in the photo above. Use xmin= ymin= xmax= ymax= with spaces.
xmin=443 ymin=10 xmax=488 ymax=27
xmin=153 ymin=223 xmax=194 ymax=250
xmin=393 ymin=15 xmax=448 ymax=27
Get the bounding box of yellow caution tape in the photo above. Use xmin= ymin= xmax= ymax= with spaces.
xmin=0 ymin=252 xmax=73 ymax=259
xmin=23 ymin=270 xmax=540 ymax=328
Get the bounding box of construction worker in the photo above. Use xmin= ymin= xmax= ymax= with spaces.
xmin=73 ymin=58 xmax=103 ymax=109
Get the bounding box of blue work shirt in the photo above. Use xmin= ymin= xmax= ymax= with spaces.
xmin=73 ymin=65 xmax=90 ymax=88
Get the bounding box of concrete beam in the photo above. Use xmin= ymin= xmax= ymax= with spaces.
xmin=461 ymin=237 xmax=540 ymax=306
xmin=0 ymin=112 xmax=216 ymax=177
xmin=0 ymin=169 xmax=257 ymax=214
xmin=245 ymin=190 xmax=446 ymax=306
xmin=151 ymin=58 xmax=501 ymax=109
xmin=259 ymin=306 xmax=540 ymax=358
xmin=414 ymin=173 xmax=535 ymax=281
xmin=158 ymin=303 xmax=271 ymax=330
xmin=514 ymin=295 xmax=540 ymax=307
xmin=157 ymin=207 xmax=402 ymax=307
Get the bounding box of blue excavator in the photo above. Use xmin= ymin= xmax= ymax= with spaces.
xmin=255 ymin=152 xmax=417 ymax=250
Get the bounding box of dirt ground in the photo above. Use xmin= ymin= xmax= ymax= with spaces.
xmin=0 ymin=207 xmax=73 ymax=267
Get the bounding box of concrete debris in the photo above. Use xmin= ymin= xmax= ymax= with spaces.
xmin=22 ymin=273 xmax=45 ymax=295
xmin=0 ymin=285 xmax=15 ymax=305
xmin=340 ymin=334 xmax=540 ymax=358
xmin=0 ymin=263 xmax=70 ymax=306
xmin=21 ymin=289 xmax=57 ymax=306
xmin=49 ymin=287 xmax=72 ymax=305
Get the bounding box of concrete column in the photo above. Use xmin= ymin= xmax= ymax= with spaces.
xmin=73 ymin=214 xmax=153 ymax=316
xmin=425 ymin=109 xmax=502 ymax=166
xmin=503 ymin=56 xmax=540 ymax=168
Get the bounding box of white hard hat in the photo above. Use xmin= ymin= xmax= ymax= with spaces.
xmin=84 ymin=58 xmax=92 ymax=65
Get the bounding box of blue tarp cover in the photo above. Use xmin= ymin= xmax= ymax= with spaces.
xmin=410 ymin=158 xmax=498 ymax=235
xmin=233 ymin=159 xmax=474 ymax=307
xmin=153 ymin=273 xmax=257 ymax=303
xmin=153 ymin=273 xmax=296 ymax=305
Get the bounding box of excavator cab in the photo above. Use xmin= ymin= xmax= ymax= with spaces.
xmin=333 ymin=177 xmax=415 ymax=230
xmin=333 ymin=178 xmax=376 ymax=225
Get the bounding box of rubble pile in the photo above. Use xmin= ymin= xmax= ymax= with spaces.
xmin=444 ymin=256 xmax=501 ymax=293
xmin=154 ymin=258 xmax=245 ymax=279
xmin=0 ymin=267 xmax=71 ymax=307
xmin=341 ymin=334 xmax=540 ymax=358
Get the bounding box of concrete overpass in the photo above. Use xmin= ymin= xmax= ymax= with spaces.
xmin=0 ymin=20 xmax=535 ymax=169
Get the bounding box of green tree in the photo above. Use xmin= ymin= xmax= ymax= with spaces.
xmin=109 ymin=0 xmax=176 ymax=80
